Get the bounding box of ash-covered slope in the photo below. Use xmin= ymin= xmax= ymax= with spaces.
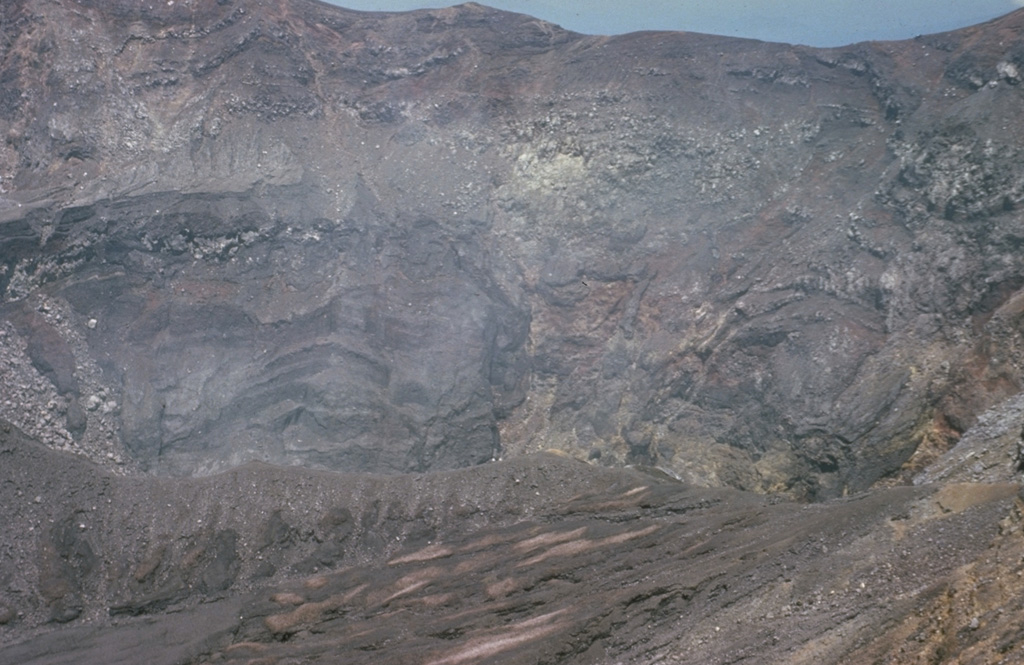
xmin=1 ymin=422 xmax=1022 ymax=665
xmin=2 ymin=0 xmax=1024 ymax=496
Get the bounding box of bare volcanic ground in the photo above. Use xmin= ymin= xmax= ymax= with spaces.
xmin=4 ymin=1 xmax=1024 ymax=663
xmin=2 ymin=0 xmax=1024 ymax=498
xmin=1 ymin=420 xmax=1024 ymax=665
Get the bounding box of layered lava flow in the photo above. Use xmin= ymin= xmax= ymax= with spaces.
xmin=2 ymin=1 xmax=1024 ymax=663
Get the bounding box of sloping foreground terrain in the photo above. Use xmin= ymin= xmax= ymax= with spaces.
xmin=1 ymin=0 xmax=1024 ymax=497
xmin=4 ymin=1 xmax=1024 ymax=663
xmin=1 ymin=421 xmax=1024 ymax=665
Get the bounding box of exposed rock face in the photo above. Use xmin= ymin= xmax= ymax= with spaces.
xmin=7 ymin=4 xmax=1024 ymax=662
xmin=2 ymin=2 xmax=1024 ymax=495
xmin=916 ymin=390 xmax=1024 ymax=486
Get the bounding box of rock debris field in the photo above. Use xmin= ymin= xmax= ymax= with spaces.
xmin=3 ymin=0 xmax=1024 ymax=662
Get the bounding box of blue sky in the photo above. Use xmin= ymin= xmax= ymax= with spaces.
xmin=321 ymin=0 xmax=1024 ymax=47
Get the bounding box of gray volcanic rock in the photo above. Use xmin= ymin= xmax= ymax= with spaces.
xmin=915 ymin=390 xmax=1024 ymax=485
xmin=2 ymin=0 xmax=1024 ymax=497
xmin=1 ymin=421 xmax=1022 ymax=664
xmin=6 ymin=4 xmax=1024 ymax=663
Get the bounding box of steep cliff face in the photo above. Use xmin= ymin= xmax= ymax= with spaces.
xmin=2 ymin=0 xmax=1024 ymax=497
xmin=4 ymin=4 xmax=1024 ymax=662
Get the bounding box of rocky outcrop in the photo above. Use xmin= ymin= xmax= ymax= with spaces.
xmin=2 ymin=0 xmax=1024 ymax=497
xmin=915 ymin=390 xmax=1024 ymax=485
xmin=4 ymin=5 xmax=1024 ymax=661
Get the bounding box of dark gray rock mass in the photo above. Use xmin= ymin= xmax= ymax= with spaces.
xmin=1 ymin=2 xmax=1024 ymax=493
xmin=4 ymin=3 xmax=1024 ymax=663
